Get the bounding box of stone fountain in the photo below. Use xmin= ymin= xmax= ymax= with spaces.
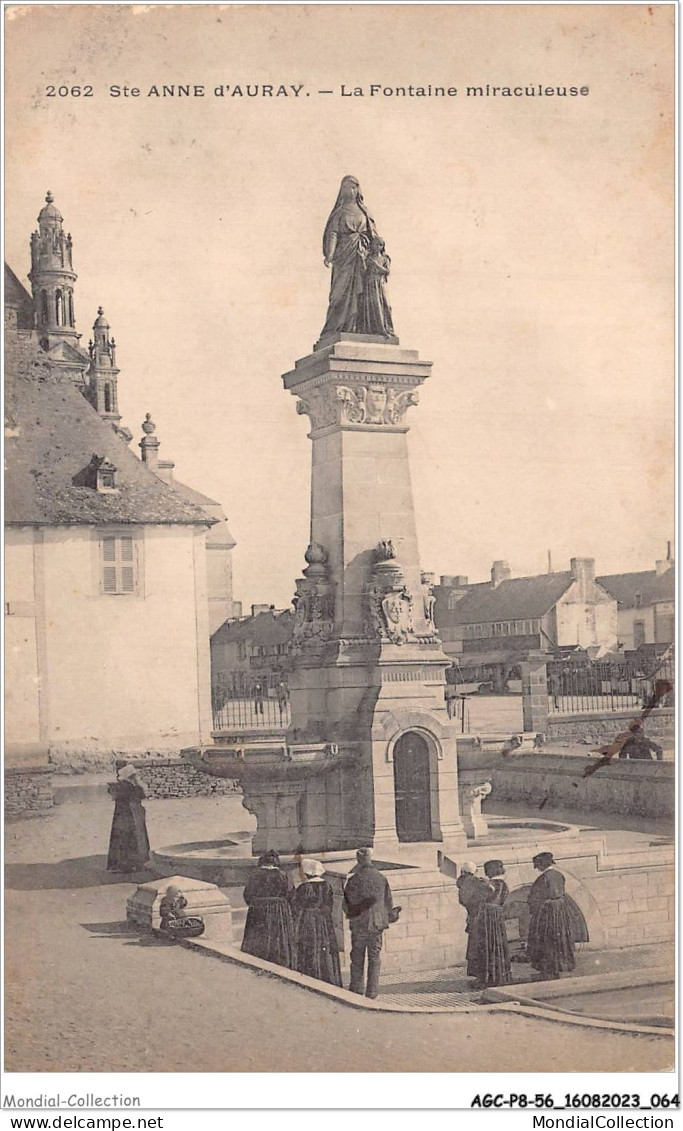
xmin=167 ymin=177 xmax=577 ymax=970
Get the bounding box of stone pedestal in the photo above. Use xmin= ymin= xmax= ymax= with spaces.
xmin=279 ymin=336 xmax=467 ymax=855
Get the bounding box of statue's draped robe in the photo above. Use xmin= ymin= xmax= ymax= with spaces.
xmin=362 ymin=251 xmax=395 ymax=337
xmin=321 ymin=202 xmax=375 ymax=336
xmin=290 ymin=879 xmax=342 ymax=986
xmin=526 ymin=867 xmax=576 ymax=977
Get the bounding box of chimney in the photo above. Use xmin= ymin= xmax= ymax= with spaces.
xmin=251 ymin=603 xmax=274 ymax=617
xmin=491 ymin=560 xmax=511 ymax=588
xmin=139 ymin=413 xmax=160 ymax=471
xmin=656 ymin=543 xmax=674 ymax=576
xmin=440 ymin=574 xmax=469 ymax=588
xmin=156 ymin=459 xmax=175 ymax=486
xmin=570 ymin=557 xmax=595 ymax=599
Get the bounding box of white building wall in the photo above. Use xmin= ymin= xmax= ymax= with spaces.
xmin=4 ymin=528 xmax=42 ymax=758
xmin=617 ymin=606 xmax=656 ymax=650
xmin=555 ymin=581 xmax=618 ymax=651
xmin=6 ymin=524 xmax=211 ymax=759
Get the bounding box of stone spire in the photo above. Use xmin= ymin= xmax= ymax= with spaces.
xmin=87 ymin=307 xmax=121 ymax=423
xmin=29 ymin=191 xmax=81 ymax=349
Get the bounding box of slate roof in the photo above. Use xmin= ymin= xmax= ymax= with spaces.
xmin=171 ymin=478 xmax=221 ymax=508
xmin=598 ymin=568 xmax=675 ymax=608
xmin=212 ymin=609 xmax=293 ymax=646
xmin=4 ymin=265 xmax=34 ymax=329
xmin=5 ymin=358 xmax=214 ymax=527
xmin=444 ymin=573 xmax=575 ymax=625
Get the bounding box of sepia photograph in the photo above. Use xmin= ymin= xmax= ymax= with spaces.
xmin=2 ymin=0 xmax=676 ymax=1098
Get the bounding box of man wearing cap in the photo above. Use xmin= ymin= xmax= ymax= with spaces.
xmin=343 ymin=848 xmax=394 ymax=999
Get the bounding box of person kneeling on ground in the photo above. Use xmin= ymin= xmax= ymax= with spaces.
xmin=158 ymin=885 xmax=205 ymax=939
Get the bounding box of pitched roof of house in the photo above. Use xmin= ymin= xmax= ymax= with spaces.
xmin=444 ymin=572 xmax=575 ymax=625
xmin=5 ymin=347 xmax=214 ymax=527
xmin=598 ymin=568 xmax=675 ymax=608
xmin=5 ymin=265 xmax=35 ymax=330
xmin=171 ymin=478 xmax=221 ymax=507
xmin=212 ymin=608 xmax=294 ymax=646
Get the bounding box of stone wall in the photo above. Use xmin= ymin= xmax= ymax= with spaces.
xmin=546 ymin=707 xmax=674 ymax=745
xmin=5 ymin=765 xmax=55 ymax=819
xmin=129 ymin=759 xmax=240 ymax=800
xmin=490 ymin=752 xmax=674 ymax=819
xmin=326 ymin=833 xmax=674 ymax=971
xmin=327 ymin=865 xmax=462 ymax=974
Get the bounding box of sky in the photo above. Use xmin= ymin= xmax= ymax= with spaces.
xmin=4 ymin=4 xmax=674 ymax=610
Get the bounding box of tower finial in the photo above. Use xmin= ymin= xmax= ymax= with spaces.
xmin=45 ymin=190 xmax=53 ymax=203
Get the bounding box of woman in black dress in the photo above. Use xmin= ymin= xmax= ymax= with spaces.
xmin=456 ymin=861 xmax=492 ymax=978
xmin=468 ymin=859 xmax=512 ymax=988
xmin=241 ymin=849 xmax=295 ymax=969
xmin=290 ymin=859 xmax=342 ymax=986
xmin=527 ymin=852 xmax=576 ymax=979
xmin=106 ymin=763 xmax=150 ymax=873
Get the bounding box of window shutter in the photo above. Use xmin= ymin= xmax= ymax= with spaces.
xmin=100 ymin=533 xmax=138 ymax=594
xmin=102 ymin=537 xmax=116 ymax=562
xmin=103 ymin=566 xmax=118 ymax=593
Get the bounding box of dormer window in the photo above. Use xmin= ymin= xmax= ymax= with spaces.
xmin=635 ymin=592 xmax=643 ymax=609
xmin=73 ymin=454 xmax=119 ymax=493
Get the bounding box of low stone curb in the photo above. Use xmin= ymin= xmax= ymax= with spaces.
xmin=180 ymin=937 xmax=675 ymax=1036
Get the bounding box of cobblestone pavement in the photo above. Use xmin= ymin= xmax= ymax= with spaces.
xmin=4 ymin=795 xmax=674 ymax=1074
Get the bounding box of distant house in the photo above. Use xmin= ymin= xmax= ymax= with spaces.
xmin=598 ymin=549 xmax=675 ymax=651
xmin=210 ymin=606 xmax=294 ymax=682
xmin=433 ymin=558 xmax=618 ymax=689
xmin=4 ymin=192 xmax=236 ymax=765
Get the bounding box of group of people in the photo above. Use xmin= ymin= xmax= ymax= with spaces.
xmin=241 ymin=846 xmax=396 ymax=999
xmin=457 ymin=852 xmax=577 ymax=987
xmin=104 ymin=767 xmax=579 ymax=997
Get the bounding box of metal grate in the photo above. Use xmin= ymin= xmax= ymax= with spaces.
xmin=211 ymin=670 xmax=290 ymax=731
xmin=547 ymin=650 xmax=674 ymax=716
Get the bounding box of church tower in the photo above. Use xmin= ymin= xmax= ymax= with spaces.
xmin=29 ymin=191 xmax=80 ymax=350
xmin=87 ymin=307 xmax=121 ymax=424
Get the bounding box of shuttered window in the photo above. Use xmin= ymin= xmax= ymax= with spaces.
xmin=100 ymin=534 xmax=137 ymax=595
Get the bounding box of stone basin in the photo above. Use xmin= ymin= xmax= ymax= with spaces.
xmin=185 ymin=739 xmax=357 ymax=782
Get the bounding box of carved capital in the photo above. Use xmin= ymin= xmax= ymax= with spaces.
xmin=295 ymin=379 xmax=420 ymax=432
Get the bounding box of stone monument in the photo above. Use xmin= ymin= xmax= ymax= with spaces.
xmin=274 ymin=175 xmax=466 ymax=857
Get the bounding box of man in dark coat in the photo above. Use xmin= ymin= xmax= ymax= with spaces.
xmin=618 ymin=722 xmax=663 ymax=760
xmin=343 ymin=847 xmax=394 ymax=999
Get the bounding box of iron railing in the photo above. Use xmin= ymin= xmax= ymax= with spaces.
xmin=211 ymin=670 xmax=290 ymax=731
xmin=546 ymin=651 xmax=674 ymax=715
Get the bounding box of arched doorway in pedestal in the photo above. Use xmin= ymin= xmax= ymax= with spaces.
xmin=393 ymin=730 xmax=432 ymax=842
